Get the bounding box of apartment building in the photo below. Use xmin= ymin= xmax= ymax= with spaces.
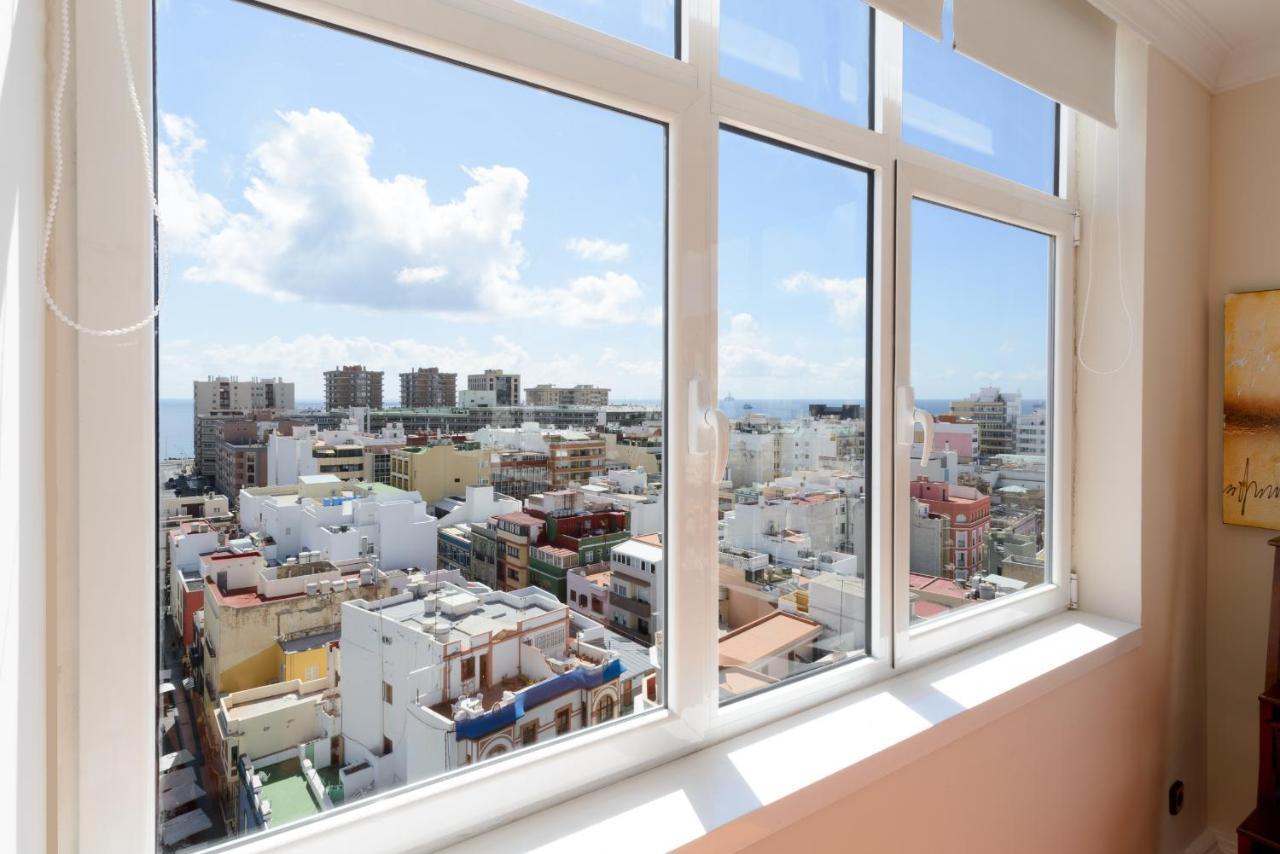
xmin=339 ymin=583 xmax=626 ymax=793
xmin=1016 ymin=406 xmax=1048 ymax=456
xmin=194 ymin=376 xmax=295 ymax=415
xmin=949 ymin=387 xmax=1022 ymax=459
xmin=908 ymin=477 xmax=991 ymax=574
xmin=387 ymin=444 xmax=492 ymax=504
xmin=215 ymin=436 xmax=267 ymax=501
xmin=238 ymin=477 xmax=439 ymax=572
xmin=268 ymin=421 xmax=407 ymax=487
xmin=489 ymin=449 xmax=550 ymax=499
xmin=524 ymin=384 xmax=610 ymax=407
xmin=466 ymin=369 xmax=521 ymax=406
xmin=399 ymin=368 xmax=457 ymax=408
xmin=325 ymin=365 xmax=384 ymax=410
xmin=607 ymin=534 xmax=663 ymax=644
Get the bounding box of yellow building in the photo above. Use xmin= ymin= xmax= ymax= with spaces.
xmin=388 ymin=444 xmax=492 ymax=503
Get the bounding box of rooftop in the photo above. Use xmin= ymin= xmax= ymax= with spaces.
xmin=718 ymin=611 xmax=823 ymax=669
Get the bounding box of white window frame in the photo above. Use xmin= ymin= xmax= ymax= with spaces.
xmin=61 ymin=0 xmax=1077 ymax=851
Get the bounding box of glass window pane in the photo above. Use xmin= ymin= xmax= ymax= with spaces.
xmin=719 ymin=0 xmax=873 ymax=128
xmin=907 ymin=199 xmax=1051 ymax=624
xmin=717 ymin=130 xmax=871 ymax=703
xmin=902 ymin=0 xmax=1057 ymax=193
xmin=157 ymin=1 xmax=665 ymax=844
xmin=517 ymin=0 xmax=677 ymax=56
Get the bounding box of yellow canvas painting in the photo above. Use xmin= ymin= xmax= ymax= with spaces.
xmin=1224 ymin=290 xmax=1280 ymax=529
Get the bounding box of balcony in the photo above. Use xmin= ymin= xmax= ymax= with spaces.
xmin=609 ymin=590 xmax=651 ymax=618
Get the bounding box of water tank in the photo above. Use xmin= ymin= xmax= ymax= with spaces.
xmin=332 ymin=579 xmax=347 ymax=593
xmin=305 ymin=581 xmax=319 ymax=596
xmin=359 ymin=568 xmax=374 ymax=586
xmin=318 ymin=579 xmax=332 ymax=595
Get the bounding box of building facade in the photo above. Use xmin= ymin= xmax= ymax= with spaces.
xmin=399 ymin=368 xmax=457 ymax=408
xmin=949 ymin=387 xmax=1022 ymax=459
xmin=194 ymin=376 xmax=294 ymax=416
xmin=524 ymin=384 xmax=610 ymax=407
xmin=325 ymin=365 xmax=384 ymax=410
xmin=466 ymin=369 xmax=521 ymax=406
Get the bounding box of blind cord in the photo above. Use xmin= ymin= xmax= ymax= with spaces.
xmin=1075 ymin=119 xmax=1134 ymax=376
xmin=41 ymin=0 xmax=170 ymax=337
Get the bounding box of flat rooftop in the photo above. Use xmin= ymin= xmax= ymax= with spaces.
xmin=369 ymin=590 xmax=558 ymax=644
xmin=718 ymin=611 xmax=823 ymax=668
xmin=254 ymin=756 xmax=321 ymax=828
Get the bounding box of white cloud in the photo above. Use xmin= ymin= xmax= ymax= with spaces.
xmin=719 ymin=312 xmax=865 ymax=396
xmin=160 ymin=108 xmax=657 ymax=325
xmin=780 ymin=272 xmax=866 ymax=323
xmin=565 ymin=237 xmax=630 ymax=263
xmin=158 ymin=113 xmax=228 ymax=252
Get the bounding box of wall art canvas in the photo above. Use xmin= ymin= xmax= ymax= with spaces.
xmin=1224 ymin=289 xmax=1280 ymax=529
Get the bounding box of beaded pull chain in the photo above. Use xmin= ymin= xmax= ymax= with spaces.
xmin=41 ymin=0 xmax=170 ymax=337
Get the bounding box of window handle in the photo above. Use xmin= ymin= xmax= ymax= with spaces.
xmin=688 ymin=378 xmax=730 ymax=482
xmin=896 ymin=384 xmax=934 ymax=464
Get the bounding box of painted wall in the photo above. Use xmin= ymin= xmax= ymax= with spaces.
xmin=1205 ymin=73 xmax=1280 ymax=835
xmin=691 ymin=40 xmax=1212 ymax=854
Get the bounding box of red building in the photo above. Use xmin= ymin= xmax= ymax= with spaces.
xmin=909 ymin=477 xmax=991 ymax=573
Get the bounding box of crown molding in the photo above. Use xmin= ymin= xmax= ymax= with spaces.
xmin=1217 ymin=27 xmax=1280 ymax=93
xmin=1089 ymin=0 xmax=1227 ymax=91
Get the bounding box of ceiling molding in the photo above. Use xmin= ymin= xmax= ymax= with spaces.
xmin=1217 ymin=29 xmax=1280 ymax=93
xmin=1088 ymin=0 xmax=1225 ymax=91
xmin=1089 ymin=0 xmax=1280 ymax=93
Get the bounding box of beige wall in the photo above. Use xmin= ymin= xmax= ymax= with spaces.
xmin=1206 ymin=74 xmax=1280 ymax=834
xmin=686 ymin=44 xmax=1213 ymax=854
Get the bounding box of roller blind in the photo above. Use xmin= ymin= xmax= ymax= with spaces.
xmin=866 ymin=0 xmax=944 ymax=41
xmin=953 ymin=0 xmax=1117 ymax=127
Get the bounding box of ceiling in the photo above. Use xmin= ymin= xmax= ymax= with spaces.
xmin=1092 ymin=0 xmax=1280 ymax=92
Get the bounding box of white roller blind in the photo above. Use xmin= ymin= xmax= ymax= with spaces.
xmin=953 ymin=0 xmax=1117 ymax=127
xmin=866 ymin=0 xmax=944 ymax=40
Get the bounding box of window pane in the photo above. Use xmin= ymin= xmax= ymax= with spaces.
xmin=157 ymin=2 xmax=665 ymax=844
xmin=717 ymin=130 xmax=871 ymax=703
xmin=903 ymin=0 xmax=1057 ymax=193
xmin=907 ymin=199 xmax=1051 ymax=624
xmin=719 ymin=0 xmax=873 ymax=128
xmin=517 ymin=0 xmax=677 ymax=56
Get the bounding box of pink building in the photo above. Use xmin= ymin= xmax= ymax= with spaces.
xmin=932 ymin=416 xmax=979 ymax=464
xmin=909 ymin=477 xmax=990 ymax=572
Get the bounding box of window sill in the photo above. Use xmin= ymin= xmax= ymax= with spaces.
xmin=446 ymin=611 xmax=1140 ymax=853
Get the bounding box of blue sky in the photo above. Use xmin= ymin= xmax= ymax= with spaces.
xmin=157 ymin=0 xmax=1052 ymax=403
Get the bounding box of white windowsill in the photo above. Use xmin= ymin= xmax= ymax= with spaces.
xmin=444 ymin=611 xmax=1141 ymax=853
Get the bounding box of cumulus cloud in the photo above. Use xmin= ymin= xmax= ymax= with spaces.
xmin=158 ymin=113 xmax=228 ymax=251
xmin=565 ymin=237 xmax=630 ymax=262
xmin=159 ymin=108 xmax=657 ymax=325
xmin=780 ymin=272 xmax=866 ymax=323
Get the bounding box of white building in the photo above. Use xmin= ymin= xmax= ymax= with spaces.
xmin=1016 ymin=407 xmax=1048 ymax=456
xmin=268 ymin=420 xmax=407 ymax=487
xmin=338 ymin=582 xmax=629 ymax=793
xmin=911 ymin=444 xmax=959 ymax=485
xmin=239 ymin=476 xmax=438 ymax=571
xmin=608 ymin=535 xmax=664 ymax=643
xmin=194 ymin=376 xmax=295 ymax=415
xmin=806 ymin=572 xmax=866 ymax=654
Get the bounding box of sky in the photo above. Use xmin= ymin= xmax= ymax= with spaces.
xmin=156 ymin=0 xmax=1052 ymax=404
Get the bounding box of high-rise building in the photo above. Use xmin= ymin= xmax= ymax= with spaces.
xmin=194 ymin=376 xmax=294 ymax=415
xmin=948 ymin=387 xmax=1022 ymax=459
xmin=399 ymin=367 xmax=457 ymax=408
xmin=524 ymin=384 xmax=610 ymax=407
xmin=324 ymin=364 xmax=384 ymax=410
xmin=1016 ymin=406 xmax=1048 ymax=456
xmin=467 ymin=369 xmax=521 ymax=406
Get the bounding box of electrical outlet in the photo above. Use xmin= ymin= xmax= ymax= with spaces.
xmin=1169 ymin=780 xmax=1184 ymax=816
